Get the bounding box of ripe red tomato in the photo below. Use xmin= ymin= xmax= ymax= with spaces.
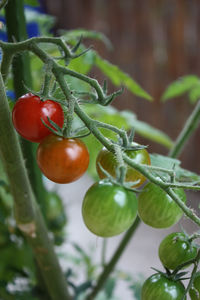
xmin=82 ymin=180 xmax=138 ymax=237
xmin=138 ymin=183 xmax=186 ymax=228
xmin=96 ymin=146 xmax=151 ymax=187
xmin=159 ymin=232 xmax=198 ymax=270
xmin=141 ymin=273 xmax=186 ymax=300
xmin=37 ymin=135 xmax=89 ymax=183
xmin=189 ymin=272 xmax=200 ymax=300
xmin=12 ymin=93 xmax=64 ymax=143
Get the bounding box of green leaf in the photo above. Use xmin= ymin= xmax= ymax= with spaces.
xmin=68 ymin=49 xmax=95 ymax=75
xmin=95 ymin=55 xmax=153 ymax=101
xmin=161 ymin=75 xmax=200 ymax=102
xmin=188 ymin=85 xmax=200 ymax=104
xmin=62 ymin=29 xmax=113 ymax=50
xmin=104 ymin=277 xmax=117 ymax=298
xmin=150 ymin=153 xmax=200 ymax=182
xmin=121 ymin=110 xmax=173 ymax=149
xmin=150 ymin=153 xmax=180 ymax=169
xmin=24 ymin=0 xmax=39 ymax=6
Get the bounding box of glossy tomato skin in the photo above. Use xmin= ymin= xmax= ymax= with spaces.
xmin=82 ymin=180 xmax=138 ymax=237
xmin=159 ymin=232 xmax=198 ymax=270
xmin=12 ymin=93 xmax=64 ymax=143
xmin=96 ymin=146 xmax=151 ymax=188
xmin=141 ymin=273 xmax=186 ymax=300
xmin=189 ymin=272 xmax=200 ymax=300
xmin=37 ymin=135 xmax=89 ymax=183
xmin=138 ymin=183 xmax=186 ymax=228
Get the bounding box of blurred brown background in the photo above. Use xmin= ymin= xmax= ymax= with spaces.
xmin=43 ymin=0 xmax=200 ymax=173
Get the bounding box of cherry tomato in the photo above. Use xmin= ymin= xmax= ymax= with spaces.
xmin=189 ymin=272 xmax=200 ymax=300
xmin=37 ymin=134 xmax=89 ymax=183
xmin=96 ymin=146 xmax=151 ymax=187
xmin=159 ymin=232 xmax=198 ymax=270
xmin=141 ymin=273 xmax=186 ymax=300
xmin=138 ymin=183 xmax=186 ymax=228
xmin=12 ymin=93 xmax=64 ymax=143
xmin=82 ymin=180 xmax=138 ymax=237
xmin=45 ymin=191 xmax=67 ymax=231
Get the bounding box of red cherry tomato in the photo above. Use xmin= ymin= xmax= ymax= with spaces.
xmin=36 ymin=134 xmax=89 ymax=184
xmin=12 ymin=93 xmax=64 ymax=143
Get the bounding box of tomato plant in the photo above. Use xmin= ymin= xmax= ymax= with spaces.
xmin=189 ymin=272 xmax=200 ymax=300
xmin=96 ymin=146 xmax=151 ymax=187
xmin=141 ymin=273 xmax=186 ymax=300
xmin=138 ymin=183 xmax=186 ymax=228
xmin=158 ymin=232 xmax=198 ymax=270
xmin=12 ymin=93 xmax=64 ymax=143
xmin=82 ymin=180 xmax=138 ymax=237
xmin=37 ymin=134 xmax=89 ymax=183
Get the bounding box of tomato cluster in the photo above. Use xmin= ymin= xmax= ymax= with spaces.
xmin=12 ymin=93 xmax=89 ymax=184
xmin=82 ymin=146 xmax=150 ymax=237
xmin=141 ymin=231 xmax=198 ymax=299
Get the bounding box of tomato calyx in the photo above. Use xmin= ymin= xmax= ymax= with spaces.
xmin=41 ymin=116 xmax=92 ymax=140
xmin=97 ymin=162 xmax=140 ymax=193
xmin=151 ymin=267 xmax=189 ymax=283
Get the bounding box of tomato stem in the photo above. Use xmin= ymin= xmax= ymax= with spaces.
xmin=0 ymin=71 xmax=72 ymax=299
xmin=86 ymin=216 xmax=141 ymax=300
xmin=169 ymin=100 xmax=200 ymax=158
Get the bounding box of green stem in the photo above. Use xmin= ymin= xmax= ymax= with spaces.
xmin=0 ymin=72 xmax=71 ymax=300
xmin=188 ymin=233 xmax=200 ymax=242
xmin=169 ymin=100 xmax=200 ymax=158
xmin=4 ymin=0 xmax=48 ymax=218
xmin=101 ymin=239 xmax=107 ymax=268
xmin=86 ymin=217 xmax=141 ymax=300
xmin=0 ymin=50 xmax=13 ymax=82
xmin=183 ymin=250 xmax=200 ymax=299
xmin=0 ymin=0 xmax=8 ymax=10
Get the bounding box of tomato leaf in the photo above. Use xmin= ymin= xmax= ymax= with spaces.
xmin=161 ymin=75 xmax=200 ymax=102
xmin=24 ymin=0 xmax=39 ymax=6
xmin=94 ymin=55 xmax=153 ymax=101
xmin=150 ymin=153 xmax=200 ymax=182
xmin=68 ymin=49 xmax=95 ymax=75
xmin=62 ymin=29 xmax=113 ymax=50
xmin=188 ymin=85 xmax=200 ymax=104
xmin=121 ymin=111 xmax=173 ymax=149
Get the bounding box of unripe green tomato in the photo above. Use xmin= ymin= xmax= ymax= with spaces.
xmin=138 ymin=183 xmax=186 ymax=228
xmin=159 ymin=232 xmax=198 ymax=270
xmin=82 ymin=180 xmax=138 ymax=237
xmin=96 ymin=146 xmax=151 ymax=187
xmin=189 ymin=272 xmax=200 ymax=300
xmin=141 ymin=273 xmax=186 ymax=300
xmin=45 ymin=191 xmax=67 ymax=231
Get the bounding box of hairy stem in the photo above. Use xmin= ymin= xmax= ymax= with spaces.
xmin=169 ymin=100 xmax=200 ymax=158
xmin=0 ymin=72 xmax=71 ymax=300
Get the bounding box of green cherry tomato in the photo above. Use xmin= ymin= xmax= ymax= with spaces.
xmin=159 ymin=232 xmax=198 ymax=270
xmin=82 ymin=180 xmax=138 ymax=237
xmin=45 ymin=191 xmax=67 ymax=231
xmin=96 ymin=146 xmax=151 ymax=187
xmin=189 ymin=272 xmax=200 ymax=300
xmin=141 ymin=273 xmax=186 ymax=300
xmin=138 ymin=183 xmax=186 ymax=228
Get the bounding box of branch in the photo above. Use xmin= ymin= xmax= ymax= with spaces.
xmin=169 ymin=100 xmax=200 ymax=158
